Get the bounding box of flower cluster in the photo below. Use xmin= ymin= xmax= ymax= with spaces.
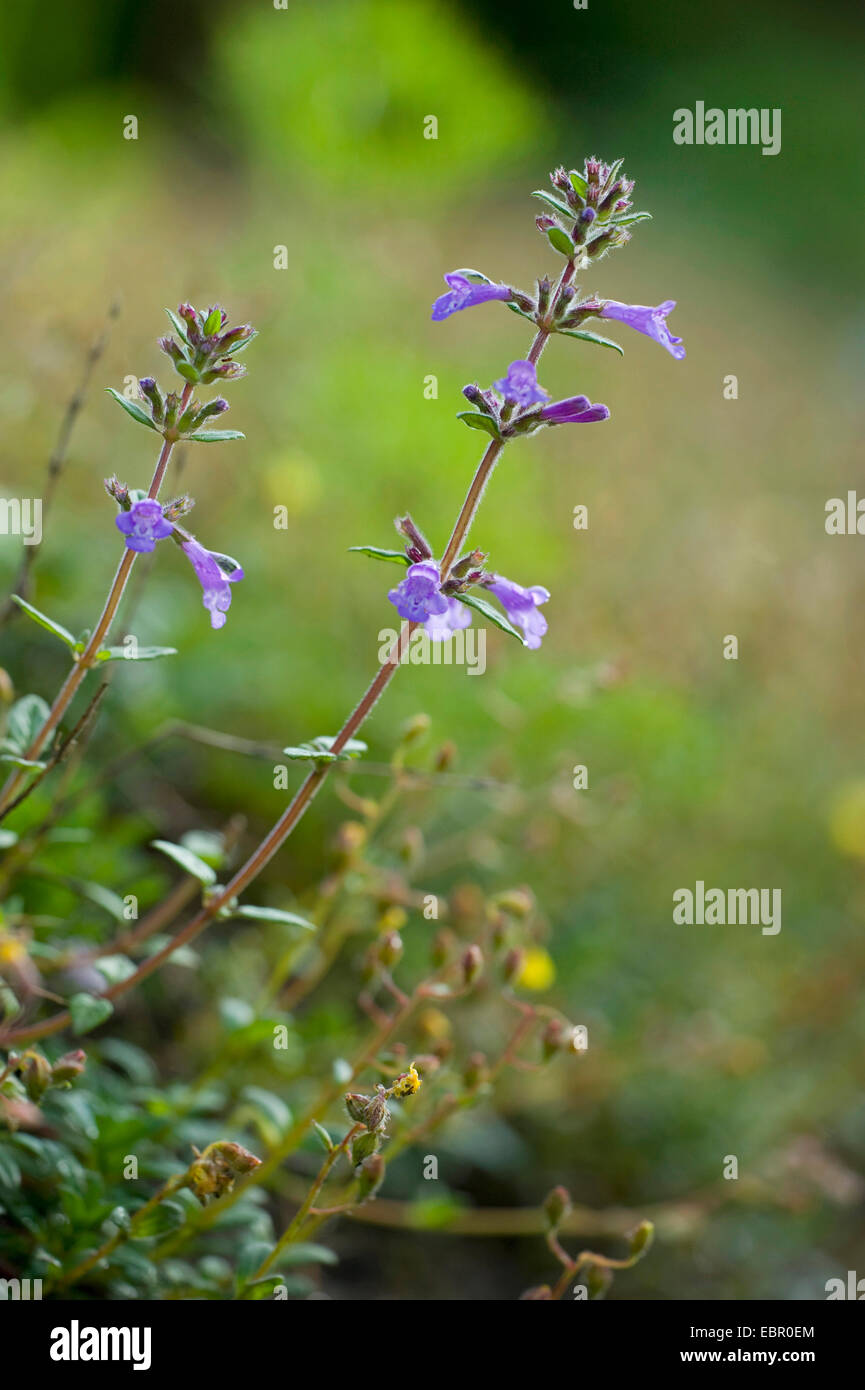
xmin=103 ymin=303 xmax=254 ymax=630
xmin=158 ymin=303 xmax=256 ymax=387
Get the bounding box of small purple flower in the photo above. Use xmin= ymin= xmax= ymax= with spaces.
xmin=540 ymin=395 xmax=610 ymax=424
xmin=493 ymin=360 xmax=549 ymax=407
xmin=181 ymin=537 xmax=244 ymax=629
xmin=431 ymin=273 xmax=511 ymax=322
xmin=115 ymin=498 xmax=174 ymax=553
xmin=388 ymin=562 xmax=449 ymax=623
xmin=486 ymin=575 xmax=550 ymax=650
xmin=599 ymin=300 xmax=685 ymax=360
xmin=425 ymin=596 xmax=472 ymax=642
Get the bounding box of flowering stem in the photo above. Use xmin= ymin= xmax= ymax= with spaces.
xmin=0 ymin=265 xmax=578 ymax=1042
xmin=0 ymin=383 xmax=194 ymax=819
xmin=249 ymin=1123 xmax=364 ymax=1284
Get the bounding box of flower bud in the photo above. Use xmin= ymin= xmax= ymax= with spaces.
xmin=379 ymin=930 xmax=403 ymax=969
xmin=543 ymin=1185 xmax=572 ymax=1229
xmin=501 ymin=947 xmax=525 ymax=985
xmin=20 ymin=1050 xmax=52 ymax=1102
xmin=400 ymin=712 xmax=431 ymax=744
xmin=494 ymin=887 xmax=534 ymax=919
xmin=433 ymin=740 xmax=457 ymax=772
xmin=363 ymin=1088 xmax=390 ymax=1133
xmin=351 ymin=1130 xmax=379 ymax=1165
xmin=345 ymin=1092 xmax=372 ymax=1124
xmin=628 ymin=1220 xmax=654 ymax=1259
xmin=520 ymin=1284 xmax=553 ymax=1300
xmin=430 ymin=928 xmax=455 ymax=968
xmin=586 ymin=1264 xmax=613 ymax=1299
xmin=356 ymin=1152 xmax=385 ymax=1202
xmin=395 ymin=515 xmax=432 ymax=562
xmin=461 ymin=944 xmax=483 ymax=987
xmin=51 ymin=1049 xmax=86 ymax=1084
xmin=217 ymin=324 xmax=254 ymax=354
xmin=213 ymin=1141 xmax=261 ymax=1176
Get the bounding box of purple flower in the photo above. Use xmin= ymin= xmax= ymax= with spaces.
xmin=486 ymin=575 xmax=550 ymax=650
xmin=493 ymin=360 xmax=549 ymax=407
xmin=388 ymin=562 xmax=449 ymax=623
xmin=115 ymin=498 xmax=174 ymax=553
xmin=181 ymin=537 xmax=244 ymax=629
xmin=431 ymin=273 xmax=511 ymax=322
xmin=540 ymin=395 xmax=610 ymax=424
xmin=425 ymin=596 xmax=472 ymax=642
xmin=599 ymin=300 xmax=685 ymax=360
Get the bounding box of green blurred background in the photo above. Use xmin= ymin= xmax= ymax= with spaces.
xmin=2 ymin=0 xmax=865 ymax=1299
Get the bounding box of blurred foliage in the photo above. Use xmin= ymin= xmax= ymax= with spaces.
xmin=1 ymin=0 xmax=865 ymax=1299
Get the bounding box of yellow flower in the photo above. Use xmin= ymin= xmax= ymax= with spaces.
xmin=391 ymin=1063 xmax=421 ymax=1098
xmin=517 ymin=946 xmax=556 ymax=992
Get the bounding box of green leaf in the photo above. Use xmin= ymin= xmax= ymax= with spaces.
xmin=348 ymin=546 xmax=410 ymax=566
xmin=175 ymin=362 xmax=201 ymax=384
xmin=610 ymin=211 xmax=652 ymax=227
xmin=236 ymin=1241 xmax=273 ymax=1284
xmin=569 ymin=169 xmax=588 ymax=198
xmin=2 ymin=694 xmax=51 ymax=755
xmin=186 ymin=429 xmax=245 ymax=443
xmin=180 ymin=830 xmax=226 ymax=867
xmin=237 ymin=1086 xmax=292 ymax=1142
xmin=68 ymin=992 xmax=114 ymax=1035
xmin=557 ymin=327 xmax=624 ymax=356
xmin=203 ymin=308 xmax=223 ymax=334
xmin=93 ymin=955 xmax=137 ymax=987
xmin=105 ymin=387 xmax=157 ymax=430
xmin=602 ymin=157 xmax=625 ymax=191
xmin=109 ymin=1205 xmax=132 ymax=1232
xmin=546 ymin=226 xmax=575 ymax=258
xmin=312 ymin=1122 xmax=333 ymax=1153
xmin=275 ymin=1243 xmax=338 ymax=1268
xmin=0 ymin=1146 xmax=22 ymax=1189
xmin=151 ymin=839 xmax=217 ymax=886
xmin=80 ymin=882 xmax=127 ymax=921
xmin=282 ymin=736 xmax=367 ymax=765
xmin=506 ymin=302 xmax=538 ymax=325
xmin=164 ymin=308 xmax=190 ymax=343
xmin=230 ymin=906 xmax=316 ymax=930
xmin=456 ymin=411 xmax=502 ymax=441
xmin=531 ymin=189 xmax=575 ymax=218
xmin=10 ymin=596 xmax=76 ymax=650
xmin=0 ymin=753 xmax=47 ymax=770
xmin=97 ymin=645 xmax=178 ymax=662
xmin=456 ymin=592 xmax=523 ymax=642
xmin=132 ymin=1199 xmax=187 ymax=1240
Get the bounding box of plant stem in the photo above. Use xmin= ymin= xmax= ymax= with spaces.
xmin=249 ymin=1123 xmax=363 ymax=1283
xmin=0 ymin=384 xmax=193 ymax=818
